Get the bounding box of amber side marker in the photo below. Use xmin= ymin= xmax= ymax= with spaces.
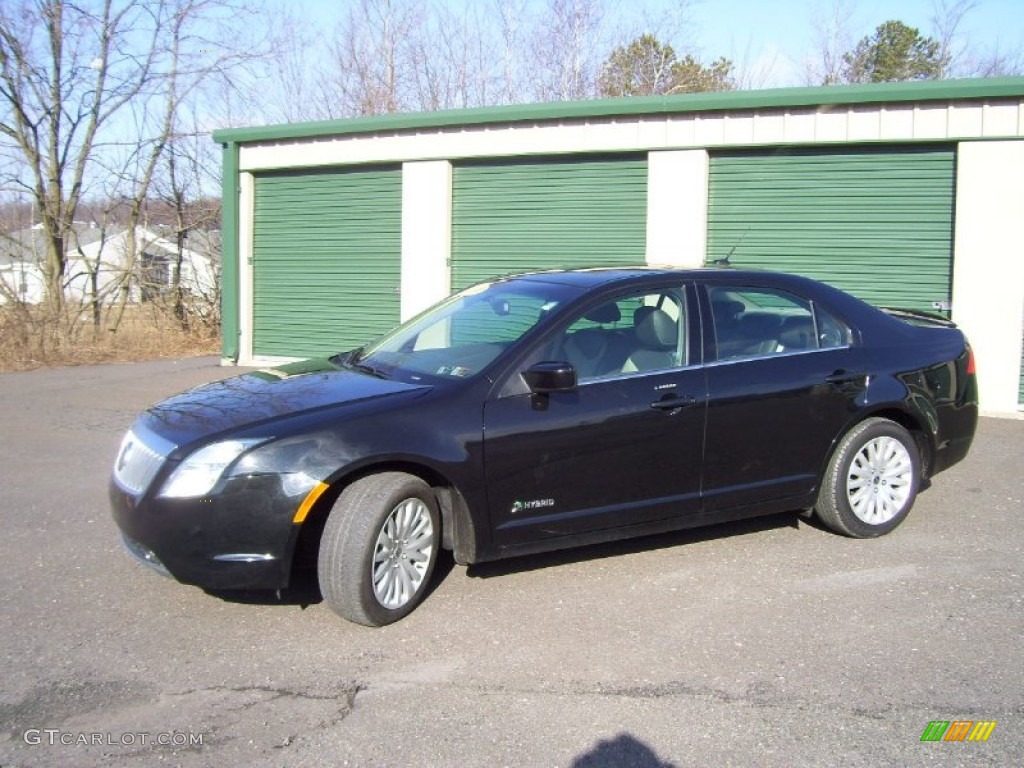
xmin=293 ymin=482 xmax=331 ymax=523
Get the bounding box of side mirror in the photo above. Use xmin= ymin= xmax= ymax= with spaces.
xmin=522 ymin=361 xmax=577 ymax=394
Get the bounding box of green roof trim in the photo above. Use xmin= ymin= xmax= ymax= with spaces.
xmin=212 ymin=77 xmax=1024 ymax=145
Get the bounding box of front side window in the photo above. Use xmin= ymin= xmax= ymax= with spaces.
xmin=554 ymin=289 xmax=687 ymax=382
xmin=709 ymin=285 xmax=851 ymax=361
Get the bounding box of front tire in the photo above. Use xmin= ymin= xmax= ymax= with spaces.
xmin=318 ymin=473 xmax=440 ymax=626
xmin=815 ymin=418 xmax=921 ymax=538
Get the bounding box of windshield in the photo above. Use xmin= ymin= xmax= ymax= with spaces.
xmin=351 ymin=278 xmax=583 ymax=382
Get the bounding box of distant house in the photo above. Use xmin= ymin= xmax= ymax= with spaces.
xmin=0 ymin=223 xmax=219 ymax=306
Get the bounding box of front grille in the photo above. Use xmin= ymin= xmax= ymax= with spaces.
xmin=112 ymin=425 xmax=176 ymax=495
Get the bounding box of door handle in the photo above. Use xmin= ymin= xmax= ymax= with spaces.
xmin=825 ymin=370 xmax=865 ymax=386
xmin=650 ymin=394 xmax=697 ymax=411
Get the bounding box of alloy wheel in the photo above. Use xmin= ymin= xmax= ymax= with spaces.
xmin=371 ymin=497 xmax=435 ymax=609
xmin=845 ymin=436 xmax=914 ymax=525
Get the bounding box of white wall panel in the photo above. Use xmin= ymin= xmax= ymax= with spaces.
xmin=401 ymin=161 xmax=451 ymax=320
xmin=646 ymin=150 xmax=708 ymax=268
xmin=913 ymin=105 xmax=949 ymax=138
xmin=983 ymin=103 xmax=1021 ymax=136
xmin=951 ymin=140 xmax=1024 ymax=414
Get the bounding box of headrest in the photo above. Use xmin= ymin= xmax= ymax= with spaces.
xmin=584 ymin=303 xmax=621 ymax=324
xmin=738 ymin=312 xmax=782 ymax=337
xmin=712 ymin=299 xmax=744 ymax=323
xmin=634 ymin=307 xmax=677 ymax=350
xmin=778 ymin=315 xmax=815 ymax=349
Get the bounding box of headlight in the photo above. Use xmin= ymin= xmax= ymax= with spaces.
xmin=159 ymin=439 xmax=266 ymax=498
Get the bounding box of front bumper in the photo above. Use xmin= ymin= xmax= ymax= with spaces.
xmin=109 ymin=474 xmax=302 ymax=590
xmin=120 ymin=532 xmax=172 ymax=578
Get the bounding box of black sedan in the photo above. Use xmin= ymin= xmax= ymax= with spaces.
xmin=110 ymin=268 xmax=978 ymax=626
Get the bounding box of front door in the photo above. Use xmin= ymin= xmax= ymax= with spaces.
xmin=482 ymin=285 xmax=706 ymax=548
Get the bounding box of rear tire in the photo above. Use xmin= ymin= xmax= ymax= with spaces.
xmin=318 ymin=473 xmax=440 ymax=626
xmin=815 ymin=418 xmax=921 ymax=538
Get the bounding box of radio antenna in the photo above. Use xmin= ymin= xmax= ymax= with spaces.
xmin=706 ymin=226 xmax=750 ymax=267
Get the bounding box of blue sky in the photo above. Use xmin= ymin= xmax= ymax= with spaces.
xmin=299 ymin=0 xmax=1023 ymax=87
xmin=688 ymin=0 xmax=1024 ymax=85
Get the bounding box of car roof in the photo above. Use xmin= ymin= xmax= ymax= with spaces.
xmin=492 ymin=265 xmax=728 ymax=288
xmin=490 ymin=266 xmax=891 ymax=329
xmin=490 ymin=265 xmax=815 ymax=290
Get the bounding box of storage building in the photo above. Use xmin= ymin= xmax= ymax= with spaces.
xmin=213 ymin=77 xmax=1024 ymax=415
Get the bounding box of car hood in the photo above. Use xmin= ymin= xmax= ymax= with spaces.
xmin=137 ymin=358 xmax=431 ymax=449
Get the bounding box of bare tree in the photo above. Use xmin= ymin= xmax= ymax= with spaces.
xmin=804 ymin=0 xmax=859 ymax=85
xmin=84 ymin=0 xmax=262 ymax=333
xmin=0 ymin=0 xmax=270 ymax=367
xmin=155 ymin=113 xmax=221 ymax=332
xmin=965 ymin=44 xmax=1024 ymax=76
xmin=529 ymin=0 xmax=605 ymax=102
xmin=249 ymin=0 xmax=718 ymax=118
xmin=931 ymin=0 xmax=974 ymax=76
xmin=248 ymin=4 xmax=332 ymax=123
xmin=730 ymin=39 xmax=784 ymax=90
xmin=319 ymin=0 xmax=425 ymax=117
xmin=931 ymin=0 xmax=1024 ymax=77
xmin=305 ymin=0 xmax=513 ymax=118
xmin=0 ymin=0 xmax=163 ymax=313
xmin=494 ymin=0 xmax=531 ymax=104
xmin=412 ymin=0 xmax=496 ymax=112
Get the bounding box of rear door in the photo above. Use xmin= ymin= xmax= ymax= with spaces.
xmin=701 ymin=281 xmax=870 ymax=511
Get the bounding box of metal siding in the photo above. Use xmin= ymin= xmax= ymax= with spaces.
xmin=707 ymin=147 xmax=955 ymax=314
xmin=451 ymin=156 xmax=648 ymax=289
xmin=252 ymin=167 xmax=401 ymax=357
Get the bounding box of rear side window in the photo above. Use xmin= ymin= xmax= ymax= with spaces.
xmin=708 ymin=285 xmax=851 ymax=361
xmin=816 ymin=305 xmax=853 ymax=349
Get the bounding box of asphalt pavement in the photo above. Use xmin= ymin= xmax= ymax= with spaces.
xmin=0 ymin=356 xmax=1021 ymax=767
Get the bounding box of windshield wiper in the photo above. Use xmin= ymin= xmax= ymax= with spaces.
xmin=349 ymin=360 xmax=388 ymax=379
xmin=335 ymin=349 xmax=388 ymax=379
xmin=329 ymin=346 xmax=391 ymax=379
xmin=329 ymin=347 xmax=362 ymax=366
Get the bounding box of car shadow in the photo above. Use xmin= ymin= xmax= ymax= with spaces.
xmin=203 ymin=549 xmax=459 ymax=610
xmin=203 ymin=574 xmax=323 ymax=609
xmin=466 ymin=509 xmax=807 ymax=579
xmin=202 ymin=511 xmax=809 ymax=608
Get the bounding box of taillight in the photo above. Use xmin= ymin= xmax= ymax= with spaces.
xmin=965 ymin=344 xmax=976 ymax=376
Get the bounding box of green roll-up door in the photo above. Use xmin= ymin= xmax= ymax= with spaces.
xmin=451 ymin=155 xmax=648 ymax=290
xmin=707 ymin=146 xmax=955 ymax=314
xmin=1019 ymin=330 xmax=1024 ymax=406
xmin=252 ymin=166 xmax=401 ymax=358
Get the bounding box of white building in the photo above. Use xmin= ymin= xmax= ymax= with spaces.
xmin=0 ymin=224 xmax=217 ymax=306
